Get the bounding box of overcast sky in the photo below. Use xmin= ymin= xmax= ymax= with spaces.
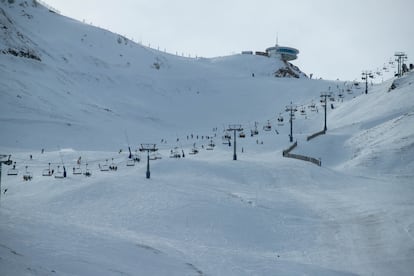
xmin=45 ymin=0 xmax=414 ymax=81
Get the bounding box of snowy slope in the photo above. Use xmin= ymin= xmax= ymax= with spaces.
xmin=1 ymin=1 xmax=414 ymax=276
xmin=295 ymin=71 xmax=414 ymax=178
xmin=0 ymin=0 xmax=310 ymax=151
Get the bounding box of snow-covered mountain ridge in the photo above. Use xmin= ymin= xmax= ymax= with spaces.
xmin=1 ymin=0 xmax=309 ymax=150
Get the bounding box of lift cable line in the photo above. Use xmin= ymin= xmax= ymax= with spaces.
xmin=139 ymin=144 xmax=158 ymax=179
xmin=226 ymin=124 xmax=243 ymax=160
xmin=285 ymin=102 xmax=298 ymax=143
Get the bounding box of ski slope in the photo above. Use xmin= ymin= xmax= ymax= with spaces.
xmin=1 ymin=1 xmax=414 ymax=275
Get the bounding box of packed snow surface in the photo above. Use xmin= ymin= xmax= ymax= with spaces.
xmin=1 ymin=1 xmax=414 ymax=275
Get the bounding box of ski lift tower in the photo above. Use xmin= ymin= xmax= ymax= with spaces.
xmin=361 ymin=70 xmax=373 ymax=94
xmin=394 ymin=52 xmax=407 ymax=77
xmin=285 ymin=102 xmax=298 ymax=142
xmin=226 ymin=124 xmax=243 ymax=160
xmin=139 ymin=144 xmax=158 ymax=179
xmin=320 ymin=92 xmax=330 ymax=131
xmin=0 ymin=155 xmax=13 ymax=204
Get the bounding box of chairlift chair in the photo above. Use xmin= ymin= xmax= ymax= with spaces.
xmin=222 ymin=134 xmax=231 ymax=143
xmin=239 ymin=131 xmax=246 ymax=138
xmin=84 ymin=163 xmax=92 ymax=177
xmin=152 ymin=152 xmax=162 ymax=160
xmin=263 ymin=120 xmax=272 ymax=131
xmin=277 ymin=114 xmax=284 ymax=126
xmin=300 ymin=107 xmax=306 ymax=115
xmin=109 ymin=158 xmax=117 ymax=171
xmin=73 ymin=165 xmax=82 ymax=175
xmin=7 ymin=162 xmax=18 ymax=176
xmin=23 ymin=166 xmax=33 ymax=181
xmin=133 ymin=153 xmax=141 ymax=162
xmin=250 ymin=121 xmax=259 ymax=136
xmin=127 ymin=147 xmax=140 ymax=163
xmin=170 ymin=152 xmax=181 ymax=158
xmin=42 ymin=163 xmax=53 ymax=176
xmin=54 ymin=165 xmax=65 ymax=179
xmin=189 ymin=146 xmax=199 ymax=155
xmin=170 ymin=147 xmax=181 ymax=158
xmin=99 ymin=160 xmax=110 ymax=171
xmin=250 ymin=128 xmax=259 ymax=136
xmin=206 ymin=140 xmax=215 ymax=150
xmin=126 ymin=158 xmax=135 ymax=166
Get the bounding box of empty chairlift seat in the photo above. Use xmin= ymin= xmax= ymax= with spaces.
xmin=126 ymin=158 xmax=135 ymax=166
xmin=42 ymin=163 xmax=53 ymax=176
xmin=73 ymin=165 xmax=82 ymax=175
xmin=54 ymin=165 xmax=66 ymax=179
xmin=7 ymin=162 xmax=18 ymax=176
xmin=99 ymin=160 xmax=110 ymax=171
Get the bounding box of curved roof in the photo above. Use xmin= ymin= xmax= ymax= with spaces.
xmin=266 ymin=45 xmax=299 ymax=61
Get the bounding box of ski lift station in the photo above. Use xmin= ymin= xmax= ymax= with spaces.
xmin=266 ymin=45 xmax=299 ymax=61
xmin=243 ymin=44 xmax=299 ymax=62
